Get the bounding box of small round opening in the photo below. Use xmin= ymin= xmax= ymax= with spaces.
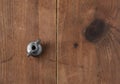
xmin=32 ymin=45 xmax=36 ymax=50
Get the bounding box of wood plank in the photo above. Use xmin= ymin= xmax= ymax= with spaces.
xmin=58 ymin=0 xmax=120 ymax=84
xmin=0 ymin=0 xmax=56 ymax=84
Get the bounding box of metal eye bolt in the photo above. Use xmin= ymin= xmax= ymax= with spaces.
xmin=27 ymin=40 xmax=42 ymax=57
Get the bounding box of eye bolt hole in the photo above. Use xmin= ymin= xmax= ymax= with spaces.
xmin=32 ymin=45 xmax=36 ymax=50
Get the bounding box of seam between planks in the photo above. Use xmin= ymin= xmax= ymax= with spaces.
xmin=56 ymin=0 xmax=59 ymax=84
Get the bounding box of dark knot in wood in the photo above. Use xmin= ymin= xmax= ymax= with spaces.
xmin=73 ymin=42 xmax=79 ymax=48
xmin=85 ymin=19 xmax=108 ymax=42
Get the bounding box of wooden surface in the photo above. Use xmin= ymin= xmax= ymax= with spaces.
xmin=0 ymin=0 xmax=120 ymax=84
xmin=0 ymin=0 xmax=56 ymax=84
xmin=58 ymin=0 xmax=120 ymax=84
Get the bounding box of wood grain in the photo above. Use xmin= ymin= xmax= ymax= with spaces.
xmin=1 ymin=0 xmax=120 ymax=84
xmin=0 ymin=0 xmax=56 ymax=84
xmin=58 ymin=0 xmax=120 ymax=84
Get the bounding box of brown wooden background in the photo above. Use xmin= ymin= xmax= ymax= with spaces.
xmin=0 ymin=0 xmax=120 ymax=84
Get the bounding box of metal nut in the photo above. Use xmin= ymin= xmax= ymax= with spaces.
xmin=27 ymin=40 xmax=42 ymax=57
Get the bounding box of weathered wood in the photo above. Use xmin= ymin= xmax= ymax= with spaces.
xmin=58 ymin=0 xmax=120 ymax=84
xmin=1 ymin=0 xmax=120 ymax=84
xmin=0 ymin=0 xmax=56 ymax=84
